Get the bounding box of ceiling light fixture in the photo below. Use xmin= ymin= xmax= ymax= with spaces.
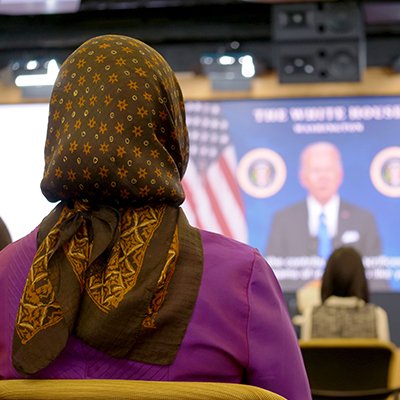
xmin=15 ymin=59 xmax=59 ymax=87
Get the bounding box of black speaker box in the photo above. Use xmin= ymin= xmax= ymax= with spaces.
xmin=272 ymin=2 xmax=366 ymax=83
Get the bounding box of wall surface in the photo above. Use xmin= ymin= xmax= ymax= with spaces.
xmin=178 ymin=68 xmax=400 ymax=100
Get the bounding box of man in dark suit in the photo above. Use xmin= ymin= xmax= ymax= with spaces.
xmin=266 ymin=142 xmax=381 ymax=258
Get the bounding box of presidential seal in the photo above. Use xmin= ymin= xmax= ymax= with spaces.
xmin=370 ymin=146 xmax=400 ymax=198
xmin=237 ymin=148 xmax=287 ymax=198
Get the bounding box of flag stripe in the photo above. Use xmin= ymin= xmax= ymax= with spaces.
xmin=182 ymin=161 xmax=220 ymax=231
xmin=182 ymin=101 xmax=248 ymax=243
xmin=182 ymin=179 xmax=203 ymax=230
xmin=208 ymin=155 xmax=247 ymax=240
xmin=202 ymin=175 xmax=234 ymax=238
xmin=219 ymin=151 xmax=244 ymax=210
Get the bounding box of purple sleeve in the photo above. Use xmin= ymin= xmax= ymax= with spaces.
xmin=0 ymin=228 xmax=38 ymax=379
xmin=246 ymin=251 xmax=312 ymax=400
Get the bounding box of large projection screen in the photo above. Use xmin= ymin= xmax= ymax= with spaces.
xmin=1 ymin=97 xmax=399 ymax=292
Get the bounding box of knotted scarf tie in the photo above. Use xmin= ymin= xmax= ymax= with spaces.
xmin=13 ymin=201 xmax=203 ymax=375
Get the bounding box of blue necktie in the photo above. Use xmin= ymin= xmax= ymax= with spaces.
xmin=317 ymin=212 xmax=331 ymax=260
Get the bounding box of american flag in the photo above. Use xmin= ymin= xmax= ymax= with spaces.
xmin=182 ymin=101 xmax=248 ymax=243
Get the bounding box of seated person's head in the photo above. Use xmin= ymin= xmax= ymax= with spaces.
xmin=321 ymin=246 xmax=369 ymax=303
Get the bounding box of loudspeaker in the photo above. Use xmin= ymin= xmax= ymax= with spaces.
xmin=272 ymin=2 xmax=366 ymax=83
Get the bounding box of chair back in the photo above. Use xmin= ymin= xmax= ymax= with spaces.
xmin=300 ymin=338 xmax=400 ymax=400
xmin=0 ymin=379 xmax=286 ymax=400
xmin=299 ymin=338 xmax=400 ymax=400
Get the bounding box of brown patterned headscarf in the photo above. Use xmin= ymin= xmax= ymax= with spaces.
xmin=12 ymin=35 xmax=203 ymax=375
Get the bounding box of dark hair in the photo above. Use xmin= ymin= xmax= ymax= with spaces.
xmin=321 ymin=246 xmax=369 ymax=303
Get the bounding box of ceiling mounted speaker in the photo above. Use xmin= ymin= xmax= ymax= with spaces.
xmin=272 ymin=1 xmax=363 ymax=41
xmin=272 ymin=1 xmax=366 ymax=83
xmin=276 ymin=41 xmax=365 ymax=83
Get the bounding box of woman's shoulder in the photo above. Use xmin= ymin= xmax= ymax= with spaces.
xmin=198 ymin=229 xmax=274 ymax=287
xmin=199 ymin=228 xmax=268 ymax=271
xmin=199 ymin=229 xmax=258 ymax=259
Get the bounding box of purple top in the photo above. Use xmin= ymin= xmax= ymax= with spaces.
xmin=0 ymin=227 xmax=311 ymax=400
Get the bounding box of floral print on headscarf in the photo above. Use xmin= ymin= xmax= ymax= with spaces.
xmin=41 ymin=34 xmax=188 ymax=206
